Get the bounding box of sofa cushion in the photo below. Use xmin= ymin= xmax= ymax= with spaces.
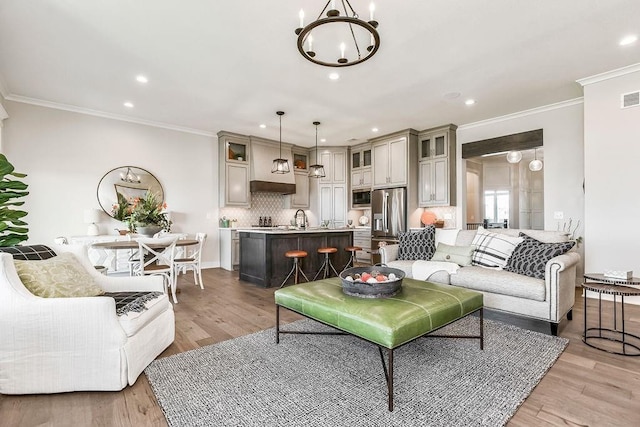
xmin=434 ymin=229 xmax=460 ymax=246
xmin=450 ymin=266 xmax=546 ymax=302
xmin=113 ymin=292 xmax=171 ymax=337
xmin=397 ymin=226 xmax=436 ymax=261
xmin=503 ymin=234 xmax=576 ymax=279
xmin=471 ymin=227 xmax=523 ymax=269
xmin=431 ymin=243 xmax=476 ymax=266
xmin=13 ymin=252 xmax=105 ymax=298
xmin=385 ymin=260 xmax=452 ymax=285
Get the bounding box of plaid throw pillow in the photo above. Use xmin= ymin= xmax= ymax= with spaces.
xmin=397 ymin=226 xmax=436 ymax=261
xmin=471 ymin=227 xmax=523 ymax=269
xmin=0 ymin=245 xmax=57 ymax=260
xmin=503 ymin=233 xmax=576 ymax=279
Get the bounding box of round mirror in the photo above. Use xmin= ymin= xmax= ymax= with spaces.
xmin=97 ymin=166 xmax=164 ymax=219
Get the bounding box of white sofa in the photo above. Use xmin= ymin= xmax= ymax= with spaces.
xmin=379 ymin=228 xmax=580 ymax=335
xmin=0 ymin=244 xmax=175 ymax=394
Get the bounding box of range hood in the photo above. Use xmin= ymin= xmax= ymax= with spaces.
xmin=249 ymin=139 xmax=296 ymax=194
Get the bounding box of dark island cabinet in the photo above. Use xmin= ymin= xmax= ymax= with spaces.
xmin=239 ymin=231 xmax=353 ymax=287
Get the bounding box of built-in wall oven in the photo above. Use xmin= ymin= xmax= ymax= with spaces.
xmin=352 ymin=189 xmax=371 ymax=208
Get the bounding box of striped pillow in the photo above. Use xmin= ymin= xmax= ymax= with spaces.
xmin=471 ymin=227 xmax=523 ymax=269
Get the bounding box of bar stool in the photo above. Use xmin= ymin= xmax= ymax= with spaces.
xmin=313 ymin=247 xmax=340 ymax=280
xmin=343 ymin=245 xmax=362 ymax=270
xmin=279 ymin=250 xmax=309 ymax=288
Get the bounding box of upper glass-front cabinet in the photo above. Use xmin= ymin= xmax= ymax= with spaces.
xmin=226 ymin=141 xmax=248 ymax=163
xmin=293 ymin=152 xmax=308 ymax=171
xmin=420 ymin=133 xmax=448 ymax=160
xmin=351 ymin=146 xmax=372 ymax=169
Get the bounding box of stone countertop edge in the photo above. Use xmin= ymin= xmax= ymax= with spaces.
xmin=234 ymin=228 xmax=356 ymax=234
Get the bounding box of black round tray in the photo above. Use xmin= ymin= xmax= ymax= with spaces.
xmin=339 ymin=266 xmax=405 ymax=298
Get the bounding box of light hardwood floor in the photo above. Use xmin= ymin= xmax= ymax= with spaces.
xmin=1 ymin=269 xmax=639 ymax=426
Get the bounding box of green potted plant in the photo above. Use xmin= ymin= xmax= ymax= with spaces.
xmin=0 ymin=154 xmax=29 ymax=246
xmin=128 ymin=191 xmax=172 ymax=236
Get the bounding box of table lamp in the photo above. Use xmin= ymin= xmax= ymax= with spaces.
xmin=84 ymin=209 xmax=101 ymax=236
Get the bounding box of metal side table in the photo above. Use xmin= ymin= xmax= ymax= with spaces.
xmin=583 ymin=274 xmax=640 ymax=356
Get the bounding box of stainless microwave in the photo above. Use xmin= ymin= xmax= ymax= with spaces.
xmin=352 ymin=189 xmax=371 ymax=208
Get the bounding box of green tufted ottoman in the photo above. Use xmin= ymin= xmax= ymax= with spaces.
xmin=274 ymin=277 xmax=484 ymax=411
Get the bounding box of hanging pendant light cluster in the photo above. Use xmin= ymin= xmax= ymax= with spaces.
xmin=271 ymin=111 xmax=290 ymax=174
xmin=504 ymin=148 xmax=544 ymax=171
xmin=309 ymin=121 xmax=326 ymax=178
xmin=296 ymin=1 xmax=380 ymax=67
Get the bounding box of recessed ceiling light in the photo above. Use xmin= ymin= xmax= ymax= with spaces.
xmin=259 ymin=124 xmax=266 ymax=129
xmin=320 ymin=138 xmax=327 ymax=142
xmin=619 ymin=35 xmax=638 ymax=46
xmin=136 ymin=75 xmax=148 ymax=84
xmin=123 ymin=101 xmax=134 ymax=108
xmin=372 ymin=127 xmax=379 ymax=132
xmin=465 ymin=99 xmax=476 ymax=106
xmin=443 ymin=92 xmax=461 ymax=100
xmin=328 ymin=73 xmax=340 ymax=80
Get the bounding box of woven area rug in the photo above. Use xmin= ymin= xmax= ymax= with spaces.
xmin=145 ymin=317 xmax=568 ymax=427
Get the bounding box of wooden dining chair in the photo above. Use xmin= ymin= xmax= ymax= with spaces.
xmin=174 ymin=233 xmax=207 ymax=289
xmin=134 ymin=236 xmax=179 ymax=303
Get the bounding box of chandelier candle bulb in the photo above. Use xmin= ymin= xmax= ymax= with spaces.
xmin=299 ymin=9 xmax=304 ymax=28
xmin=369 ymin=3 xmax=375 ymax=20
xmin=308 ymin=35 xmax=313 ymax=51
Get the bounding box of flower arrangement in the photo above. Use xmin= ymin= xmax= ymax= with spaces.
xmin=112 ymin=192 xmax=132 ymax=222
xmin=112 ymin=191 xmax=172 ymax=232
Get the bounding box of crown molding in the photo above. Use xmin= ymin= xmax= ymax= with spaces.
xmin=4 ymin=94 xmax=216 ymax=137
xmin=577 ymin=63 xmax=640 ymax=86
xmin=458 ymin=97 xmax=584 ymax=130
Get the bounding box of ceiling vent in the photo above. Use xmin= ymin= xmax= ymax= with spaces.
xmin=621 ymin=90 xmax=640 ymax=109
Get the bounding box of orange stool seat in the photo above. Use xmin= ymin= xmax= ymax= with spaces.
xmin=317 ymin=247 xmax=338 ymax=254
xmin=285 ymin=250 xmax=308 ymax=258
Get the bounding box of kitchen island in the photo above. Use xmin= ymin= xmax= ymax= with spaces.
xmin=238 ymin=228 xmax=354 ymax=288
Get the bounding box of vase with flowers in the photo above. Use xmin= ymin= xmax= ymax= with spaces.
xmin=112 ymin=191 xmax=171 ymax=236
xmin=129 ymin=191 xmax=172 ymax=236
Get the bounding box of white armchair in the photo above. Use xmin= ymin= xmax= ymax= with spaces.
xmin=0 ymin=244 xmax=175 ymax=394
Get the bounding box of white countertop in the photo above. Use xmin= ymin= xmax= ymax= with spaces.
xmin=234 ymin=227 xmax=356 ymax=234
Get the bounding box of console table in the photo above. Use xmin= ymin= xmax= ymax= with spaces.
xmin=583 ymin=274 xmax=640 ymax=356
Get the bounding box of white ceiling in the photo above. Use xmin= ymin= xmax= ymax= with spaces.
xmin=1 ymin=0 xmax=639 ymax=147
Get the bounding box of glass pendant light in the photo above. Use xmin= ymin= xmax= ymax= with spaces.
xmin=271 ymin=111 xmax=290 ymax=174
xmin=308 ymin=121 xmax=326 ymax=178
xmin=529 ymin=148 xmax=543 ymax=172
xmin=506 ymin=150 xmax=522 ymax=164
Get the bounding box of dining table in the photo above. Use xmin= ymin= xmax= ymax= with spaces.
xmin=91 ymin=239 xmax=198 ymax=250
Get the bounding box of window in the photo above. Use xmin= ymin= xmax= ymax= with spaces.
xmin=484 ymin=190 xmax=509 ymax=223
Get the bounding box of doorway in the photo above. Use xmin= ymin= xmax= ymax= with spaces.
xmin=462 ymin=130 xmax=544 ymax=230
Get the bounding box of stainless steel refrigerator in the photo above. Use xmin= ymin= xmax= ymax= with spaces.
xmin=371 ymin=187 xmax=407 ymax=264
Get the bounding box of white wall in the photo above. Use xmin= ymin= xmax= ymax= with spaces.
xmin=456 ymin=100 xmax=585 ymax=278
xmin=2 ymin=101 xmax=220 ymax=267
xmin=582 ymin=68 xmax=640 ymax=301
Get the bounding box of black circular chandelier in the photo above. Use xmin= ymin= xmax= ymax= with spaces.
xmin=295 ymin=1 xmax=380 ymax=67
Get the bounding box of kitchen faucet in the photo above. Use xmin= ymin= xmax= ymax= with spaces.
xmin=295 ymin=209 xmax=307 ymax=229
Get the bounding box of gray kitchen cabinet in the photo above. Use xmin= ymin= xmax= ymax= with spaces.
xmin=418 ymin=124 xmax=457 ymax=207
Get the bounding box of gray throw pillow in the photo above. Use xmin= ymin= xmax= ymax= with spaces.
xmin=397 ymin=226 xmax=436 ymax=261
xmin=503 ymin=233 xmax=576 ymax=279
xmin=431 ymin=243 xmax=476 ymax=266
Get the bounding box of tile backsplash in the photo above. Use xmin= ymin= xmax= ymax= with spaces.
xmin=219 ymin=193 xmax=298 ymax=227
